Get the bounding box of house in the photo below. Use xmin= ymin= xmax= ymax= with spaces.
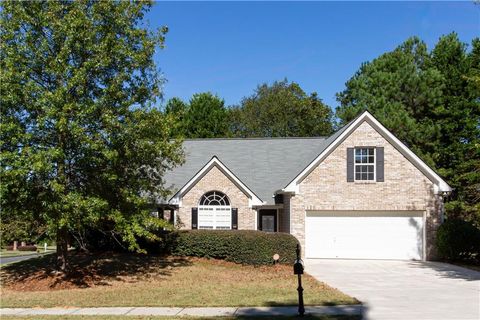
xmin=159 ymin=111 xmax=451 ymax=261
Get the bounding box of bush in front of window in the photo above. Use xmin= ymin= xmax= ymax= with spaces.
xmin=436 ymin=219 xmax=480 ymax=263
xmin=167 ymin=230 xmax=299 ymax=265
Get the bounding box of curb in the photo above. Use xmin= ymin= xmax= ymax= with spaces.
xmin=0 ymin=305 xmax=364 ymax=317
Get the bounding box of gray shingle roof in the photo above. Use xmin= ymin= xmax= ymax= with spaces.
xmin=162 ymin=117 xmax=359 ymax=206
xmin=163 ymin=137 xmax=333 ymax=205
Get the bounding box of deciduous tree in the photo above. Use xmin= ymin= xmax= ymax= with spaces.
xmin=0 ymin=1 xmax=183 ymax=271
xmin=231 ymin=79 xmax=333 ymax=137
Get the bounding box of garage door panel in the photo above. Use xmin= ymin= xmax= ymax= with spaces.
xmin=305 ymin=211 xmax=424 ymax=260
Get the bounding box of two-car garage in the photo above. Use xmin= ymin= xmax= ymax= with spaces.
xmin=305 ymin=211 xmax=425 ymax=260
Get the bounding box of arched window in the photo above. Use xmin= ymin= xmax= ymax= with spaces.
xmin=198 ymin=191 xmax=231 ymax=229
xmin=199 ymin=191 xmax=230 ymax=206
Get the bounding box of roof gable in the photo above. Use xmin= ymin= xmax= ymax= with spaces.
xmin=282 ymin=111 xmax=452 ymax=194
xmin=170 ymin=156 xmax=264 ymax=207
xmin=163 ymin=137 xmax=329 ymax=205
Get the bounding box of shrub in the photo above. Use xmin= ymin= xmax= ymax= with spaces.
xmin=436 ymin=219 xmax=480 ymax=262
xmin=168 ymin=230 xmax=299 ymax=265
xmin=3 ymin=245 xmax=37 ymax=251
xmin=17 ymin=245 xmax=38 ymax=251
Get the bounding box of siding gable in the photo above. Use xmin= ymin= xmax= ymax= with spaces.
xmin=177 ymin=165 xmax=256 ymax=230
xmin=170 ymin=156 xmax=263 ymax=207
xmin=283 ymin=111 xmax=450 ymax=194
xmin=182 ymin=165 xmax=250 ymax=205
xmin=300 ymin=121 xmax=434 ymax=211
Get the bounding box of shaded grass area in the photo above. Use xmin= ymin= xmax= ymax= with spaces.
xmin=0 ymin=250 xmax=38 ymax=258
xmin=0 ymin=316 xmax=362 ymax=320
xmin=1 ymin=247 xmax=56 ymax=260
xmin=0 ymin=253 xmax=358 ymax=308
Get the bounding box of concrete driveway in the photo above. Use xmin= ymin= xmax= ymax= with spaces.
xmin=305 ymin=259 xmax=480 ymax=320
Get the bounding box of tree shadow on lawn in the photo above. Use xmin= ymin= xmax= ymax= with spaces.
xmin=0 ymin=252 xmax=192 ymax=290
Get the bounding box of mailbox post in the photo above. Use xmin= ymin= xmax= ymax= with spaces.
xmin=293 ymin=243 xmax=305 ymax=316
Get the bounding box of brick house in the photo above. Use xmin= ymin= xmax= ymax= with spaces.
xmin=159 ymin=111 xmax=451 ymax=260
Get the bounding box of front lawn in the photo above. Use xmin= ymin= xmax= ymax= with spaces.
xmin=1 ymin=246 xmax=56 ymax=258
xmin=0 ymin=253 xmax=358 ymax=308
xmin=0 ymin=249 xmax=37 ymax=258
xmin=0 ymin=250 xmax=37 ymax=258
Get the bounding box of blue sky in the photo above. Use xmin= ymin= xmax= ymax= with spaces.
xmin=147 ymin=1 xmax=479 ymax=110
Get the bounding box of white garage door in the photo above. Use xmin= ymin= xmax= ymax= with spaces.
xmin=305 ymin=211 xmax=424 ymax=260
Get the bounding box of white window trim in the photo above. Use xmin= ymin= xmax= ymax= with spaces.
xmin=354 ymin=147 xmax=376 ymax=182
xmin=200 ymin=190 xmax=230 ymax=206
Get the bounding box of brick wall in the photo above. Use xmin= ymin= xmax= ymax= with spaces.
xmin=176 ymin=165 xmax=256 ymax=230
xmin=279 ymin=195 xmax=291 ymax=233
xmin=290 ymin=121 xmax=442 ymax=259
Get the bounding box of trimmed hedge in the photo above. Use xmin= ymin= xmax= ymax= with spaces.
xmin=4 ymin=245 xmax=37 ymax=251
xmin=168 ymin=230 xmax=299 ymax=265
xmin=436 ymin=219 xmax=480 ymax=262
xmin=17 ymin=245 xmax=37 ymax=251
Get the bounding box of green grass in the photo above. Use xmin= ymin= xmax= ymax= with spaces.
xmin=0 ymin=316 xmax=362 ymax=320
xmin=0 ymin=253 xmax=359 ymax=308
xmin=1 ymin=247 xmax=56 ymax=258
xmin=0 ymin=250 xmax=36 ymax=258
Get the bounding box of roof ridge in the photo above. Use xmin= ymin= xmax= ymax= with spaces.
xmin=182 ymin=136 xmax=329 ymax=141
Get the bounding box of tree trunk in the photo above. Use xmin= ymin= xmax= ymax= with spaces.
xmin=56 ymin=227 xmax=69 ymax=272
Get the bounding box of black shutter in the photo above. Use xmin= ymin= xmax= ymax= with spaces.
xmin=158 ymin=207 xmax=164 ymax=219
xmin=347 ymin=148 xmax=354 ymax=182
xmin=231 ymin=208 xmax=238 ymax=230
xmin=191 ymin=207 xmax=198 ymax=229
xmin=376 ymin=147 xmax=384 ymax=182
xmin=169 ymin=209 xmax=175 ymax=224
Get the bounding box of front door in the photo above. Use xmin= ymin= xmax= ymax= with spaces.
xmin=258 ymin=209 xmax=277 ymax=232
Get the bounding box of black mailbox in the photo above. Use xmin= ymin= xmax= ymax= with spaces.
xmin=294 ymin=259 xmax=304 ymax=275
xmin=293 ymin=243 xmax=305 ymax=316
